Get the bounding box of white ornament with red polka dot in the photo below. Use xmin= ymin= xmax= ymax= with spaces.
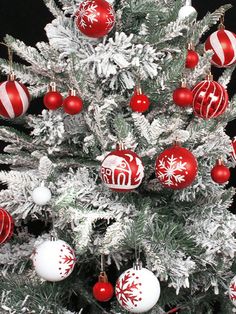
xmin=115 ymin=262 xmax=160 ymax=313
xmin=32 ymin=239 xmax=76 ymax=282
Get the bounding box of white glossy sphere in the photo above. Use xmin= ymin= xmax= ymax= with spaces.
xmin=229 ymin=275 xmax=236 ymax=306
xmin=32 ymin=186 xmax=52 ymax=205
xmin=116 ymin=267 xmax=160 ymax=313
xmin=32 ymin=239 xmax=76 ymax=282
xmin=178 ymin=5 xmax=197 ymax=20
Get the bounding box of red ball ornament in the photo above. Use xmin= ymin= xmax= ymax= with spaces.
xmin=192 ymin=74 xmax=228 ymax=119
xmin=205 ymin=28 xmax=236 ymax=68
xmin=155 ymin=143 xmax=198 ymax=189
xmin=93 ymin=272 xmax=114 ymax=302
xmin=173 ymin=81 xmax=193 ymax=107
xmin=75 ymin=0 xmax=115 ymax=38
xmin=43 ymin=83 xmax=63 ymax=110
xmin=211 ymin=160 xmax=230 ymax=184
xmin=0 ymin=74 xmax=30 ymax=119
xmin=186 ymin=46 xmax=199 ymax=69
xmin=0 ymin=208 xmax=14 ymax=244
xmin=63 ymin=89 xmax=83 ymax=115
xmin=130 ymin=87 xmax=150 ymax=113
xmin=100 ymin=144 xmax=144 ymax=192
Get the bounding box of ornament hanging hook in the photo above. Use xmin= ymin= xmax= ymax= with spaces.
xmin=100 ymin=253 xmax=105 ymax=272
xmin=0 ymin=42 xmax=14 ymax=76
xmin=219 ymin=14 xmax=225 ymax=29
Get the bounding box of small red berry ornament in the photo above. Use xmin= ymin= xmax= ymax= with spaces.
xmin=192 ymin=74 xmax=228 ymax=119
xmin=211 ymin=159 xmax=230 ymax=184
xmin=43 ymin=82 xmax=63 ymax=110
xmin=100 ymin=143 xmax=144 ymax=192
xmin=155 ymin=142 xmax=198 ymax=189
xmin=0 ymin=73 xmax=30 ymax=119
xmin=186 ymin=43 xmax=199 ymax=69
xmin=130 ymin=86 xmax=150 ymax=113
xmin=75 ymin=0 xmax=115 ymax=38
xmin=173 ymin=80 xmax=193 ymax=107
xmin=93 ymin=271 xmax=114 ymax=302
xmin=63 ymin=89 xmax=83 ymax=115
xmin=0 ymin=208 xmax=14 ymax=244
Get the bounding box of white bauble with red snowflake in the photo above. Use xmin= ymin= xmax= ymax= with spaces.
xmin=115 ymin=266 xmax=160 ymax=313
xmin=229 ymin=276 xmax=236 ymax=306
xmin=32 ymin=239 xmax=76 ymax=282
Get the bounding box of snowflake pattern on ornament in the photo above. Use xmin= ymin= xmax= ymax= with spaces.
xmin=157 ymin=154 xmax=187 ymax=187
xmin=230 ymin=281 xmax=236 ymax=302
xmin=78 ymin=1 xmax=98 ymax=28
xmin=116 ymin=270 xmax=142 ymax=310
xmin=58 ymin=244 xmax=76 ymax=278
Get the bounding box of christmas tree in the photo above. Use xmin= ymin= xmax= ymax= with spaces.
xmin=0 ymin=0 xmax=236 ymax=313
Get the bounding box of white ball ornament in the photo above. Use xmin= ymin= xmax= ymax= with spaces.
xmin=32 ymin=239 xmax=76 ymax=282
xmin=115 ymin=262 xmax=160 ymax=313
xmin=31 ymin=186 xmax=52 ymax=206
xmin=229 ymin=275 xmax=236 ymax=306
xmin=178 ymin=0 xmax=197 ymax=20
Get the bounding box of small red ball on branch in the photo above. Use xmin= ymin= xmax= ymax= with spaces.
xmin=173 ymin=80 xmax=193 ymax=107
xmin=93 ymin=272 xmax=114 ymax=302
xmin=130 ymin=87 xmax=150 ymax=113
xmin=211 ymin=160 xmax=230 ymax=184
xmin=185 ymin=49 xmax=199 ymax=69
xmin=63 ymin=89 xmax=83 ymax=115
xmin=43 ymin=83 xmax=63 ymax=110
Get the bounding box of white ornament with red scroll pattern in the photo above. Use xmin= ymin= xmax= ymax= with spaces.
xmin=32 ymin=239 xmax=76 ymax=282
xmin=229 ymin=275 xmax=236 ymax=306
xmin=115 ymin=261 xmax=160 ymax=313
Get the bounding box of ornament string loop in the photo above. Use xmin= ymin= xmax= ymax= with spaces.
xmin=0 ymin=42 xmax=14 ymax=76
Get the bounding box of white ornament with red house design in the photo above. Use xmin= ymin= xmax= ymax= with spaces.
xmin=32 ymin=239 xmax=76 ymax=282
xmin=100 ymin=149 xmax=144 ymax=192
xmin=229 ymin=275 xmax=236 ymax=306
xmin=115 ymin=267 xmax=160 ymax=313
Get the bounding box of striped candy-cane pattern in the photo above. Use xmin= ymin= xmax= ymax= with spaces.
xmin=0 ymin=80 xmax=30 ymax=118
xmin=192 ymin=80 xmax=228 ymax=119
xmin=205 ymin=29 xmax=236 ymax=68
xmin=0 ymin=208 xmax=14 ymax=244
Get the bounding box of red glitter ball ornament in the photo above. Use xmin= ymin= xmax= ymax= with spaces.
xmin=211 ymin=160 xmax=230 ymax=184
xmin=93 ymin=272 xmax=114 ymax=302
xmin=0 ymin=208 xmax=14 ymax=244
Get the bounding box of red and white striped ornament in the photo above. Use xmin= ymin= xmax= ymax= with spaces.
xmin=192 ymin=74 xmax=228 ymax=119
xmin=0 ymin=208 xmax=14 ymax=245
xmin=205 ymin=28 xmax=236 ymax=68
xmin=231 ymin=138 xmax=236 ymax=162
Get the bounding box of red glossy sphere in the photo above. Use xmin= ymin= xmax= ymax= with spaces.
xmin=155 ymin=145 xmax=198 ymax=189
xmin=75 ymin=0 xmax=115 ymax=38
xmin=0 ymin=208 xmax=14 ymax=244
xmin=93 ymin=281 xmax=114 ymax=302
xmin=211 ymin=163 xmax=230 ymax=184
xmin=43 ymin=91 xmax=63 ymax=110
xmin=130 ymin=94 xmax=150 ymax=113
xmin=63 ymin=95 xmax=83 ymax=115
xmin=186 ymin=49 xmax=199 ymax=68
xmin=173 ymin=87 xmax=193 ymax=107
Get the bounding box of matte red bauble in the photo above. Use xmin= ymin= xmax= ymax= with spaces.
xmin=211 ymin=160 xmax=230 ymax=184
xmin=186 ymin=49 xmax=199 ymax=68
xmin=155 ymin=144 xmax=198 ymax=189
xmin=0 ymin=74 xmax=30 ymax=118
xmin=93 ymin=272 xmax=114 ymax=302
xmin=0 ymin=208 xmax=14 ymax=244
xmin=100 ymin=145 xmax=144 ymax=192
xmin=192 ymin=75 xmax=228 ymax=119
xmin=130 ymin=88 xmax=150 ymax=113
xmin=75 ymin=0 xmax=115 ymax=38
xmin=205 ymin=29 xmax=236 ymax=67
xmin=63 ymin=89 xmax=83 ymax=115
xmin=173 ymin=87 xmax=193 ymax=107
xmin=43 ymin=83 xmax=63 ymax=110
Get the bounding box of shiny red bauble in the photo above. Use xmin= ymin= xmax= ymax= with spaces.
xmin=93 ymin=281 xmax=114 ymax=302
xmin=43 ymin=91 xmax=63 ymax=110
xmin=192 ymin=76 xmax=228 ymax=119
xmin=63 ymin=91 xmax=83 ymax=115
xmin=0 ymin=208 xmax=14 ymax=244
xmin=173 ymin=87 xmax=193 ymax=107
xmin=130 ymin=91 xmax=150 ymax=113
xmin=186 ymin=49 xmax=199 ymax=68
xmin=211 ymin=160 xmax=230 ymax=184
xmin=205 ymin=29 xmax=236 ymax=68
xmin=75 ymin=0 xmax=115 ymax=38
xmin=100 ymin=146 xmax=144 ymax=192
xmin=155 ymin=144 xmax=198 ymax=189
xmin=0 ymin=75 xmax=30 ymax=119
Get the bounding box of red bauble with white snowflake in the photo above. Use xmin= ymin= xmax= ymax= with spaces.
xmin=0 ymin=73 xmax=30 ymax=119
xmin=0 ymin=208 xmax=14 ymax=244
xmin=211 ymin=160 xmax=230 ymax=184
xmin=231 ymin=138 xmax=236 ymax=162
xmin=43 ymin=83 xmax=63 ymax=110
xmin=93 ymin=271 xmax=114 ymax=302
xmin=115 ymin=262 xmax=160 ymax=313
xmin=130 ymin=87 xmax=150 ymax=113
xmin=205 ymin=27 xmax=236 ymax=68
xmin=75 ymin=0 xmax=115 ymax=38
xmin=229 ymin=275 xmax=236 ymax=306
xmin=192 ymin=74 xmax=228 ymax=119
xmin=185 ymin=44 xmax=199 ymax=69
xmin=155 ymin=143 xmax=198 ymax=190
xmin=100 ymin=145 xmax=144 ymax=192
xmin=32 ymin=239 xmax=76 ymax=282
